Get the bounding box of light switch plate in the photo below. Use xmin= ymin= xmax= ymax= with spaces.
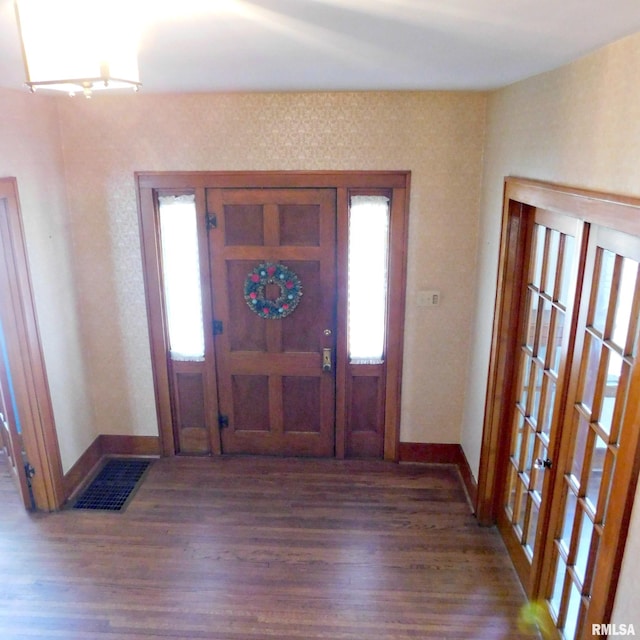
xmin=417 ymin=290 xmax=441 ymax=307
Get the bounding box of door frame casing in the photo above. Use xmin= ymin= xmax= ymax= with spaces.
xmin=136 ymin=171 xmax=410 ymax=461
xmin=0 ymin=178 xmax=64 ymax=510
xmin=477 ymin=176 xmax=640 ymax=630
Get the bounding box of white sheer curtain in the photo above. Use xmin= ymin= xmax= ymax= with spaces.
xmin=348 ymin=195 xmax=390 ymax=364
xmin=158 ymin=194 xmax=205 ymax=361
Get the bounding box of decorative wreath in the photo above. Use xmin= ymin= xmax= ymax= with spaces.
xmin=243 ymin=262 xmax=303 ymax=319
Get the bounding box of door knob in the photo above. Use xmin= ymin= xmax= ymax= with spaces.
xmin=322 ymin=348 xmax=332 ymax=372
xmin=534 ymin=457 xmax=553 ymax=470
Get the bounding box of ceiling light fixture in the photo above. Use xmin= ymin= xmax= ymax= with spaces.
xmin=14 ymin=0 xmax=142 ymax=98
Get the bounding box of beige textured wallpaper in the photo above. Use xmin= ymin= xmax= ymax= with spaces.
xmin=55 ymin=91 xmax=487 ymax=446
xmin=3 ymin=24 xmax=639 ymax=628
xmin=461 ymin=31 xmax=640 ymax=628
xmin=0 ymin=89 xmax=95 ymax=472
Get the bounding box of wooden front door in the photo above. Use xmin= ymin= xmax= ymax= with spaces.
xmin=207 ymin=188 xmax=336 ymax=456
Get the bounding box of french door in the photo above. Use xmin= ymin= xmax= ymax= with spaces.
xmin=543 ymin=224 xmax=640 ymax=638
xmin=479 ymin=178 xmax=640 ymax=639
xmin=497 ymin=208 xmax=583 ymax=595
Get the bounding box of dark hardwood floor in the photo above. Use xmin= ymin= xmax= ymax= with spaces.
xmin=0 ymin=452 xmax=536 ymax=639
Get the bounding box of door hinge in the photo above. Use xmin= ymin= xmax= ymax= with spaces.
xmin=206 ymin=213 xmax=217 ymax=230
xmin=212 ymin=319 xmax=223 ymax=336
xmin=218 ymin=414 xmax=229 ymax=429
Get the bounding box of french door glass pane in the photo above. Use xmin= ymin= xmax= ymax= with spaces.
xmin=515 ymin=485 xmax=527 ymax=533
xmin=611 ymin=258 xmax=637 ymax=348
xmin=158 ymin=194 xmax=205 ymax=361
xmin=525 ymin=290 xmax=538 ymax=350
xmin=570 ymin=413 xmax=589 ymax=485
xmin=531 ymin=224 xmax=545 ymax=289
xmin=538 ymin=298 xmax=552 ymax=363
xmin=518 ymin=355 xmax=532 ymax=408
xmin=531 ymin=366 xmax=544 ymax=424
xmin=511 ymin=412 xmax=526 ymax=462
xmin=579 ymin=335 xmax=600 ymax=414
xmin=506 ymin=463 xmax=518 ymax=517
xmin=558 ymin=234 xmax=576 ymax=306
xmin=348 ymin=195 xmax=389 ymax=363
xmin=592 ymin=249 xmax=615 ymax=334
xmin=560 ymin=489 xmax=578 ymax=554
xmin=544 ymin=229 xmax=560 ymax=295
xmin=550 ymin=551 xmax=567 ymax=618
xmin=574 ymin=512 xmax=594 ymax=585
xmin=523 ymin=428 xmax=537 ymax=479
xmin=586 ymin=436 xmax=607 ymax=511
xmin=541 ymin=377 xmax=557 ymax=438
xmin=525 ymin=499 xmax=540 ymax=557
xmin=565 ymin=581 xmax=583 ymax=640
xmin=550 ymin=310 xmax=565 ymax=375
xmin=599 ymin=350 xmax=623 ymax=436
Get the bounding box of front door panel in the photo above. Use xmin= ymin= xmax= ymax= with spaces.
xmin=207 ymin=188 xmax=336 ymax=456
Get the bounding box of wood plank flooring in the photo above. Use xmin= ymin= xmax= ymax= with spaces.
xmin=0 ymin=453 xmax=536 ymax=639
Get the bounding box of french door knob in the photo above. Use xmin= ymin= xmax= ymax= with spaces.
xmin=534 ymin=457 xmax=553 ymax=470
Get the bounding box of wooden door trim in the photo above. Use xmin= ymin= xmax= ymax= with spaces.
xmin=476 ymin=188 xmax=532 ymax=525
xmin=0 ymin=178 xmax=64 ymax=510
xmin=137 ymin=171 xmax=410 ymax=461
xmin=136 ymin=186 xmax=175 ymax=455
xmin=335 ymin=187 xmax=349 ymax=459
xmin=383 ymin=182 xmax=410 ymax=461
xmin=137 ymin=171 xmax=409 ymax=191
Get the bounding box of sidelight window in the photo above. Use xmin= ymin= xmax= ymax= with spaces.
xmin=348 ymin=195 xmax=389 ymax=364
xmin=158 ymin=194 xmax=205 ymax=361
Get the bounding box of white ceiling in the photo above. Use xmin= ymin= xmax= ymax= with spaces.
xmin=2 ymin=0 xmax=640 ymax=94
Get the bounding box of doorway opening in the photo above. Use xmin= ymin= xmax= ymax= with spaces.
xmin=0 ymin=178 xmax=63 ymax=511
